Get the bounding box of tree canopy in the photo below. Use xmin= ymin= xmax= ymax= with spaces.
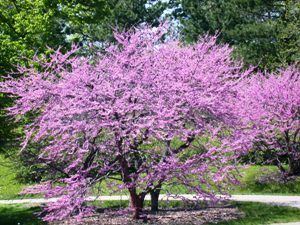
xmin=233 ymin=66 xmax=300 ymax=175
xmin=0 ymin=26 xmax=249 ymax=221
xmin=1 ymin=3 xmax=299 ymax=222
xmin=0 ymin=0 xmax=167 ymax=73
xmin=174 ymin=0 xmax=300 ymax=70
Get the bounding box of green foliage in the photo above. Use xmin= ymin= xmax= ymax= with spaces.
xmin=0 ymin=0 xmax=166 ymax=73
xmin=95 ymin=0 xmax=167 ymax=42
xmin=276 ymin=1 xmax=300 ymax=67
xmin=0 ymin=94 xmax=16 ymax=153
xmin=0 ymin=0 xmax=111 ymax=74
xmin=175 ymin=0 xmax=300 ymax=70
xmin=1 ymin=0 xmax=56 ymax=73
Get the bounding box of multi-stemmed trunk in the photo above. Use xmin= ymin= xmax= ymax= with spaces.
xmin=129 ymin=190 xmax=145 ymax=220
xmin=117 ymin=138 xmax=146 ymax=220
xmin=150 ymin=188 xmax=161 ymax=212
xmin=129 ymin=188 xmax=161 ymax=220
xmin=285 ymin=131 xmax=300 ymax=176
xmin=289 ymin=157 xmax=300 ymax=176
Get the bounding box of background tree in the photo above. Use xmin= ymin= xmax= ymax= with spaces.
xmin=276 ymin=1 xmax=300 ymax=68
xmin=82 ymin=0 xmax=167 ymax=44
xmin=1 ymin=26 xmax=249 ymax=222
xmin=234 ymin=66 xmax=300 ymax=176
xmin=173 ymin=0 xmax=300 ymax=70
xmin=0 ymin=0 xmax=166 ymax=75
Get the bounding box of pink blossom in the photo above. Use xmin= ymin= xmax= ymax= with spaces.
xmin=0 ymin=25 xmax=252 ymax=221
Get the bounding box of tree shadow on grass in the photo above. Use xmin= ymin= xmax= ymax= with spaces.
xmin=0 ymin=205 xmax=44 ymax=225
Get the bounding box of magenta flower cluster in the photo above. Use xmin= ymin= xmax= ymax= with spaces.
xmin=233 ymin=67 xmax=300 ymax=174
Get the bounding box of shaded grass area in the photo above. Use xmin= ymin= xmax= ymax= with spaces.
xmin=1 ymin=201 xmax=300 ymax=225
xmin=210 ymin=201 xmax=300 ymax=225
xmin=0 ymin=204 xmax=44 ymax=225
xmin=87 ymin=200 xmax=300 ymax=225
xmin=91 ymin=199 xmax=186 ymax=209
xmin=0 ymin=155 xmax=27 ymax=200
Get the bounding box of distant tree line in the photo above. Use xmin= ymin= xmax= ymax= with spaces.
xmin=173 ymin=0 xmax=300 ymax=70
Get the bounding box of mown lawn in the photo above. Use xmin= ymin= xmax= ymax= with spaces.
xmin=232 ymin=165 xmax=300 ymax=195
xmin=0 ymin=155 xmax=27 ymax=200
xmin=95 ymin=201 xmax=300 ymax=225
xmin=159 ymin=165 xmax=300 ymax=195
xmin=1 ymin=201 xmax=300 ymax=225
xmin=0 ymin=204 xmax=44 ymax=225
xmin=210 ymin=202 xmax=300 ymax=225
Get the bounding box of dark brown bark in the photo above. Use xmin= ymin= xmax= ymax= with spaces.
xmin=150 ymin=188 xmax=160 ymax=212
xmin=289 ymin=157 xmax=300 ymax=176
xmin=114 ymin=133 xmax=147 ymax=220
xmin=285 ymin=130 xmax=300 ymax=176
xmin=129 ymin=191 xmax=145 ymax=220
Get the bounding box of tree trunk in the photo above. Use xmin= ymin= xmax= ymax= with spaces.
xmin=285 ymin=131 xmax=300 ymax=176
xmin=129 ymin=191 xmax=145 ymax=220
xmin=289 ymin=158 xmax=300 ymax=176
xmin=150 ymin=188 xmax=160 ymax=212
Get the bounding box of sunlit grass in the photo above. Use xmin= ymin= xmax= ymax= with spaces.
xmin=1 ymin=151 xmax=300 ymax=201
xmin=0 ymin=155 xmax=27 ymax=200
xmin=210 ymin=202 xmax=300 ymax=225
xmin=232 ymin=165 xmax=300 ymax=195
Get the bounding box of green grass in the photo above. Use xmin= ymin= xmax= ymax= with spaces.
xmin=0 ymin=204 xmax=44 ymax=225
xmin=231 ymin=165 xmax=300 ymax=195
xmin=0 ymin=155 xmax=27 ymax=200
xmin=161 ymin=165 xmax=300 ymax=195
xmin=91 ymin=200 xmax=300 ymax=225
xmin=210 ymin=202 xmax=300 ymax=225
xmin=1 ymin=151 xmax=300 ymax=200
xmin=1 ymin=202 xmax=299 ymax=225
xmin=90 ymin=199 xmax=188 ymax=209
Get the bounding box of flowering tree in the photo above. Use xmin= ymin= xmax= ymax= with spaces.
xmin=1 ymin=26 xmax=250 ymax=221
xmin=234 ymin=67 xmax=300 ymax=176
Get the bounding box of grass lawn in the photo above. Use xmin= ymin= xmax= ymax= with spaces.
xmin=1 ymin=201 xmax=300 ymax=225
xmin=1 ymin=151 xmax=300 ymax=199
xmin=0 ymin=204 xmax=44 ymax=225
xmin=210 ymin=202 xmax=300 ymax=225
xmin=232 ymin=165 xmax=300 ymax=195
xmin=0 ymin=155 xmax=27 ymax=200
xmin=159 ymin=165 xmax=300 ymax=195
